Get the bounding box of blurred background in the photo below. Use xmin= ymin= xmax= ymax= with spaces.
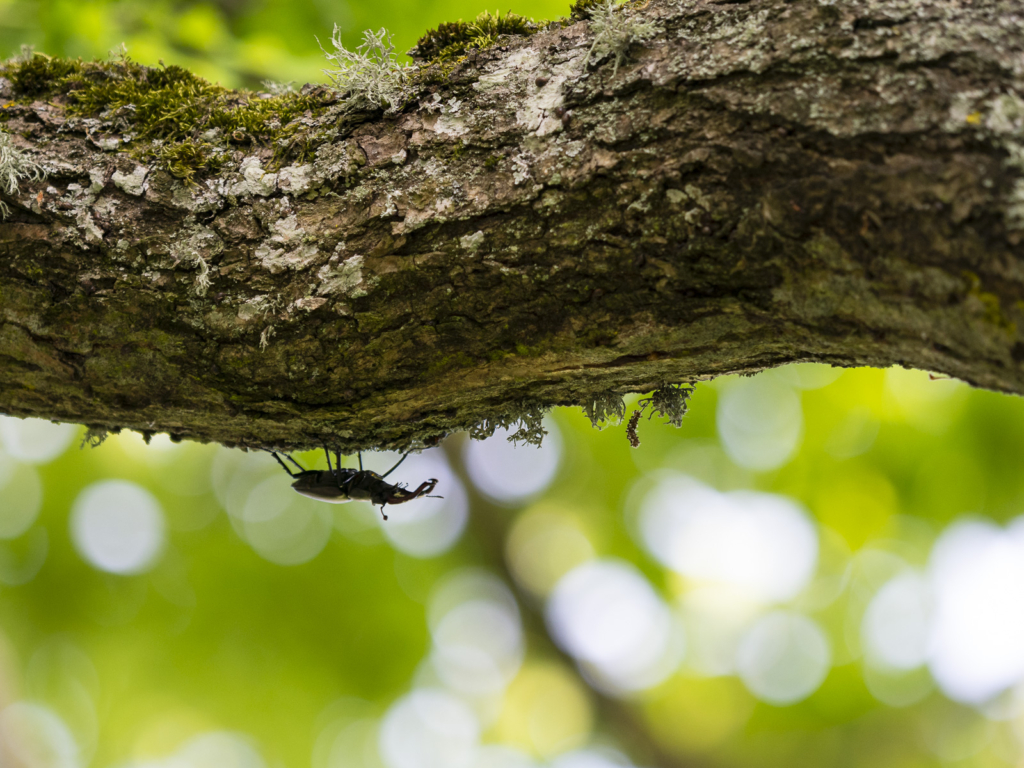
xmin=4 ymin=363 xmax=1024 ymax=768
xmin=0 ymin=3 xmax=1022 ymax=767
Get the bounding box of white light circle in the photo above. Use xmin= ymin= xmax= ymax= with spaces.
xmin=242 ymin=476 xmax=333 ymax=566
xmin=679 ymin=585 xmax=764 ymax=676
xmin=471 ymin=745 xmax=540 ymax=768
xmin=380 ymin=452 xmax=469 ymax=558
xmin=927 ymin=518 xmax=1024 ymax=704
xmin=735 ymin=611 xmax=831 ymax=705
xmin=862 ymin=664 xmax=934 ymax=708
xmin=464 ymin=422 xmax=562 ymax=504
xmin=547 ymin=559 xmax=682 ymax=694
xmin=0 ymin=701 xmax=79 ymax=768
xmin=549 ymin=748 xmax=632 ymax=768
xmin=640 ymin=475 xmax=817 ymax=603
xmin=0 ymin=417 xmax=77 ymax=464
xmin=716 ymin=377 xmax=803 ymax=471
xmin=379 ymin=689 xmax=479 ymax=768
xmin=0 ymin=465 xmax=43 ymax=539
xmin=70 ymin=480 xmax=165 ymax=574
xmin=175 ymin=731 xmax=265 ymax=768
xmin=431 ymin=599 xmax=524 ymax=695
xmin=862 ymin=571 xmax=931 ymax=671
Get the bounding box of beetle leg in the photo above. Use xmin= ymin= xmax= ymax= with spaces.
xmin=358 ymin=451 xmax=364 ymax=471
xmin=322 ymin=443 xmax=334 ymax=474
xmin=381 ymin=452 xmax=409 ymax=479
xmin=268 ymin=450 xmax=302 ymax=478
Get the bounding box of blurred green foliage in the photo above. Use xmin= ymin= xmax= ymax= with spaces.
xmin=0 ymin=0 xmax=568 ymax=87
xmin=3 ymin=366 xmax=1024 ymax=768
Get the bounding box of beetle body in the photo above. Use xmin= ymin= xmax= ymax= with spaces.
xmin=291 ymin=468 xmax=438 ymax=508
xmin=269 ymin=449 xmax=438 ymax=520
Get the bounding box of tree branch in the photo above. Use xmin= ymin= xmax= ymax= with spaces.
xmin=1 ymin=0 xmax=1022 ymax=450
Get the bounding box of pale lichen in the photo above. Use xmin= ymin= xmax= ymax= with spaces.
xmin=80 ymin=426 xmax=109 ymax=449
xmin=0 ymin=129 xmax=43 ymax=218
xmin=470 ymin=403 xmax=549 ymax=446
xmin=585 ymin=0 xmax=659 ymax=76
xmin=624 ymin=384 xmax=695 ymax=447
xmin=259 ymin=325 xmax=276 ymax=350
xmin=320 ymin=27 xmax=409 ymax=112
xmin=639 ymin=384 xmax=695 ymax=428
xmin=193 ymin=256 xmax=211 ymax=297
xmin=583 ymin=392 xmax=625 ymax=429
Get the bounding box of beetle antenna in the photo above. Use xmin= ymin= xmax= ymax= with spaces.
xmin=267 ymin=450 xmax=301 ymax=478
xmin=381 ymin=452 xmax=409 ymax=479
xmin=378 ymin=505 xmax=388 ymax=521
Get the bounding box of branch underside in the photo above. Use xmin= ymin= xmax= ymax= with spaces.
xmin=1 ymin=0 xmax=1023 ymax=451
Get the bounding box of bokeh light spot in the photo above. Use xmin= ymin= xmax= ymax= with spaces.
xmin=464 ymin=422 xmax=562 ymax=504
xmin=0 ymin=465 xmax=42 ymax=539
xmin=173 ymin=731 xmax=265 ymax=768
xmin=0 ymin=417 xmax=77 ymax=465
xmin=495 ymin=662 xmax=594 ymax=759
xmin=242 ymin=475 xmax=333 ymax=566
xmin=861 ymin=571 xmax=931 ymax=671
xmin=431 ymin=598 xmax=524 ymax=696
xmin=471 ymin=745 xmax=540 ymax=768
xmin=735 ymin=611 xmax=831 ymax=705
xmin=506 ymin=505 xmax=595 ymax=597
xmin=547 ymin=559 xmax=682 ymax=694
xmin=640 ymin=476 xmax=818 ymax=604
xmin=0 ymin=701 xmax=79 ymax=768
xmin=716 ymin=376 xmax=802 ymax=471
xmin=927 ymin=518 xmax=1024 ymax=704
xmin=379 ymin=689 xmax=479 ymax=768
xmin=70 ymin=480 xmax=165 ymax=574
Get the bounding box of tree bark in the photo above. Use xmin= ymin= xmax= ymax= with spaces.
xmin=1 ymin=0 xmax=1023 ymax=451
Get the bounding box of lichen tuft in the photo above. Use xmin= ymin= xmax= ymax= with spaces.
xmin=639 ymin=384 xmax=695 ymax=429
xmin=0 ymin=128 xmax=43 ymax=218
xmin=583 ymin=392 xmax=625 ymax=429
xmin=585 ymin=0 xmax=659 ymax=76
xmin=320 ymin=26 xmax=409 ymax=112
xmin=470 ymin=402 xmax=549 ymax=446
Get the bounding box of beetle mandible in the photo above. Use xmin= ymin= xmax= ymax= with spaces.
xmin=267 ymin=446 xmax=439 ymax=520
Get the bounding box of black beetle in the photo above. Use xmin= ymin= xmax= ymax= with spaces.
xmin=268 ymin=447 xmax=439 ymax=520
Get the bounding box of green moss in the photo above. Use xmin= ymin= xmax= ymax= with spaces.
xmin=410 ymin=10 xmax=538 ymax=64
xmin=7 ymin=54 xmax=83 ymax=96
xmin=154 ymin=140 xmax=225 ymax=186
xmin=1 ymin=53 xmax=327 ymax=182
xmin=568 ymin=0 xmax=603 ymax=20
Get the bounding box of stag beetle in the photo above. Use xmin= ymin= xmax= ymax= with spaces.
xmin=268 ymin=446 xmax=439 ymax=520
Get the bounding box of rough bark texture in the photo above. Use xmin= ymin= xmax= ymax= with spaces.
xmin=2 ymin=0 xmax=1024 ymax=451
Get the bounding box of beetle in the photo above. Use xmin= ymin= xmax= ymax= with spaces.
xmin=267 ymin=446 xmax=439 ymax=520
